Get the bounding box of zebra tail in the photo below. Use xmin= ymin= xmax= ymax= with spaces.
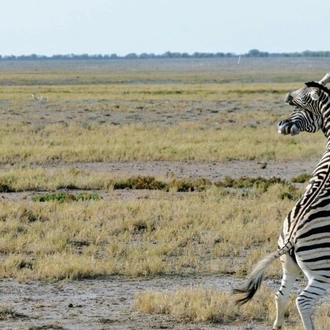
xmin=233 ymin=251 xmax=279 ymax=305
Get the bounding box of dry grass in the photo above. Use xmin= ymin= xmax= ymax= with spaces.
xmin=134 ymin=285 xmax=300 ymax=327
xmin=0 ymin=60 xmax=325 ymax=164
xmin=0 ymin=184 xmax=298 ymax=280
xmin=135 ymin=283 xmax=330 ymax=328
xmin=0 ymin=119 xmax=324 ymax=165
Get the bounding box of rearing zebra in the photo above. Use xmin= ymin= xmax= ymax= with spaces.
xmin=234 ymin=73 xmax=330 ymax=330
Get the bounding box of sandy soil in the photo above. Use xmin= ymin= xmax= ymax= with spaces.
xmin=67 ymin=159 xmax=317 ymax=181
xmin=0 ymin=275 xmax=268 ymax=330
xmin=0 ymin=159 xmax=319 ymax=330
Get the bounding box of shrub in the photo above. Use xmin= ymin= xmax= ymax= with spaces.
xmin=32 ymin=192 xmax=101 ymax=202
xmin=215 ymin=176 xmax=290 ymax=192
xmin=291 ymin=173 xmax=311 ymax=183
xmin=113 ymin=176 xmax=167 ymax=190
xmin=169 ymin=178 xmax=212 ymax=192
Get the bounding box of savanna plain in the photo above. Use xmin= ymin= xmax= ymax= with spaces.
xmin=0 ymin=58 xmax=329 ymax=330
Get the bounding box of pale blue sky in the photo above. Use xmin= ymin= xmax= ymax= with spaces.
xmin=1 ymin=0 xmax=329 ymax=56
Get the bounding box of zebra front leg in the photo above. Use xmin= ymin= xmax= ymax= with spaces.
xmin=273 ymin=253 xmax=300 ymax=330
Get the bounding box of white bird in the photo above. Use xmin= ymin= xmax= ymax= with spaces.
xmin=32 ymin=93 xmax=47 ymax=102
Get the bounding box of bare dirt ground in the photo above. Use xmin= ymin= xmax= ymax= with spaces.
xmin=0 ymin=159 xmax=318 ymax=330
xmin=0 ymin=274 xmax=265 ymax=330
xmin=1 ymin=274 xmax=284 ymax=330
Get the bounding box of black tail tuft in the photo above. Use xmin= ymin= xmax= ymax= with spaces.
xmin=232 ymin=286 xmax=258 ymax=306
xmin=232 ymin=273 xmax=264 ymax=306
xmin=232 ymin=251 xmax=280 ymax=306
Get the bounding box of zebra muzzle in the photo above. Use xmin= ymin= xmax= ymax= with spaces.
xmin=277 ymin=122 xmax=299 ymax=136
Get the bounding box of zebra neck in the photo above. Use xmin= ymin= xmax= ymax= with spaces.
xmin=321 ymin=99 xmax=330 ymax=132
xmin=288 ymin=150 xmax=330 ymax=234
xmin=323 ymin=117 xmax=330 ymax=139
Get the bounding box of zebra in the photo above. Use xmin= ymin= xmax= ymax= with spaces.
xmin=233 ymin=73 xmax=330 ymax=330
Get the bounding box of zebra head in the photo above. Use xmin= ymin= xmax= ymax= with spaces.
xmin=278 ymin=107 xmax=324 ymax=136
xmin=285 ymin=81 xmax=330 ymax=116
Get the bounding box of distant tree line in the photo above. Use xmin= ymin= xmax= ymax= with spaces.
xmin=1 ymin=49 xmax=330 ymax=60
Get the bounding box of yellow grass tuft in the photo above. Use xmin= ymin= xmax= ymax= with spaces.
xmin=134 ymin=285 xmax=285 ymax=326
xmin=136 ymin=283 xmax=330 ymax=328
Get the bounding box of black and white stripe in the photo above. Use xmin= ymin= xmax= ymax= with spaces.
xmin=234 ymin=77 xmax=330 ymax=330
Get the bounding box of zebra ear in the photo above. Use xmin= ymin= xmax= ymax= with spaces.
xmin=305 ymin=81 xmax=321 ymax=100
xmin=306 ymin=80 xmax=330 ymax=97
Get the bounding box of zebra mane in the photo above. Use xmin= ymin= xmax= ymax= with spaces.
xmin=305 ymin=81 xmax=330 ymax=96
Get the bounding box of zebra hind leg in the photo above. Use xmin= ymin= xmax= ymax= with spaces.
xmin=296 ymin=276 xmax=329 ymax=330
xmin=273 ymin=254 xmax=300 ymax=330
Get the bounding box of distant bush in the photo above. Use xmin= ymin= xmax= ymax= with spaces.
xmin=2 ymin=49 xmax=330 ymax=61
xmin=0 ymin=182 xmax=15 ymax=192
xmin=113 ymin=175 xmax=211 ymax=192
xmin=169 ymin=178 xmax=212 ymax=192
xmin=33 ymin=192 xmax=101 ymax=203
xmin=291 ymin=173 xmax=311 ymax=183
xmin=113 ymin=176 xmax=167 ymax=190
xmin=215 ymin=176 xmax=290 ymax=191
xmin=111 ymin=175 xmax=297 ymax=194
